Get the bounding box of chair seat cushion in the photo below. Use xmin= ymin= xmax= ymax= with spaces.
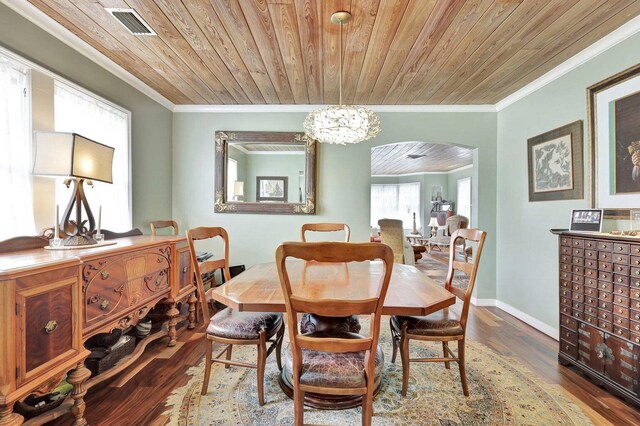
xmin=206 ymin=308 xmax=282 ymax=340
xmin=282 ymin=331 xmax=384 ymax=389
xmin=391 ymin=310 xmax=464 ymax=336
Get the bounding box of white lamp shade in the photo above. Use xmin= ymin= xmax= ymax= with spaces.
xmin=428 ymin=217 xmax=439 ymax=228
xmin=33 ymin=132 xmax=114 ymax=183
xmin=234 ymin=181 xmax=244 ymax=196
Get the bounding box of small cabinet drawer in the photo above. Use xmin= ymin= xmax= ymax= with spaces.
xmin=613 ymin=295 xmax=629 ymax=306
xmin=585 ymin=250 xmax=598 ymax=259
xmin=613 ymin=316 xmax=629 ymax=329
xmin=560 ymin=314 xmax=577 ymax=329
xmin=598 ymin=241 xmax=613 ymax=251
xmin=614 ymin=243 xmax=630 ymax=254
xmin=573 ymin=239 xmax=585 ymax=248
xmin=598 ymin=299 xmax=611 ymax=310
xmin=599 ymin=281 xmax=612 ymax=292
xmin=585 ymin=277 xmax=598 ymax=288
xmin=561 ymin=237 xmax=572 ymax=246
xmin=584 ymin=296 xmax=598 ymax=306
xmin=598 ymin=271 xmax=612 ymax=281
xmin=572 ymin=274 xmax=584 ymax=284
xmin=572 ymin=265 xmax=584 ymax=274
xmin=561 ymin=254 xmax=571 ymax=263
xmin=613 ymin=264 xmax=629 ymax=275
xmin=560 ymin=341 xmax=578 ymax=359
xmin=613 ymin=254 xmax=629 ymax=265
xmin=572 ymin=283 xmax=583 ymax=293
xmin=584 ymin=314 xmax=597 ymax=326
xmin=584 ymin=268 xmax=597 ymax=278
xmin=630 ymin=320 xmax=640 ymax=333
xmin=631 ymin=267 xmax=640 ymax=277
xmin=631 ymin=245 xmax=640 ymax=255
xmin=614 ymin=275 xmax=629 ymax=286
xmin=632 ymin=310 xmax=640 ymax=321
xmin=631 ymin=299 xmax=640 ymax=310
xmin=584 ymin=240 xmax=597 ymax=249
xmin=584 ymin=305 xmax=598 ymax=316
xmin=560 ymin=305 xmax=571 ymax=315
xmin=614 ymin=305 xmax=629 ymax=317
xmin=630 ymin=288 xmax=640 ymax=299
xmin=573 ymin=248 xmax=584 ymax=257
xmin=178 ymin=247 xmax=193 ymax=291
xmin=598 ymin=261 xmax=612 ymax=272
xmin=598 ymin=320 xmax=613 ymax=332
xmin=613 ymin=326 xmax=629 ymax=339
xmin=561 ymin=246 xmax=572 ymax=255
xmin=599 ymin=252 xmax=612 ymax=262
xmin=630 ymin=331 xmax=640 ymax=345
xmin=598 ymin=309 xmax=612 ymax=321
xmin=572 ymin=310 xmax=584 ymax=320
xmin=630 ymin=255 xmax=640 ymax=266
xmin=597 ymin=290 xmax=611 ymax=302
xmin=560 ymin=327 xmax=578 ymax=345
xmin=614 ymin=284 xmax=629 ymax=297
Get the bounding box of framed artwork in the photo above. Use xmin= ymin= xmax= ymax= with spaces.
xmin=256 ymin=176 xmax=288 ymax=202
xmin=588 ymin=63 xmax=640 ymax=218
xmin=527 ymin=120 xmax=583 ymax=202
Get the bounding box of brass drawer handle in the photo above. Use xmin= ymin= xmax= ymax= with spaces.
xmin=44 ymin=320 xmax=58 ymax=334
xmin=100 ymin=300 xmax=110 ymax=310
xmin=157 ymin=257 xmax=163 ymax=263
xmin=101 ymin=270 xmax=110 ymax=280
xmin=183 ymin=266 xmax=188 ymax=273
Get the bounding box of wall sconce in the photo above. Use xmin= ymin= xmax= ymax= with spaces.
xmin=33 ymin=132 xmax=114 ymax=246
xmin=428 ymin=217 xmax=439 ymax=237
xmin=233 ymin=181 xmax=244 ymax=201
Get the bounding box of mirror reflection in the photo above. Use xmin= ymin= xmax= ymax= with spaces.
xmin=227 ymin=142 xmax=306 ymax=203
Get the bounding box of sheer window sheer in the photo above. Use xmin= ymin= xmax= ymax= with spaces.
xmin=54 ymin=82 xmax=131 ymax=231
xmin=0 ymin=55 xmax=35 ymax=240
xmin=371 ymin=182 xmax=420 ymax=230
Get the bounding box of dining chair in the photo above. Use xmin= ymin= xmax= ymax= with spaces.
xmin=150 ymin=220 xmax=179 ymax=236
xmin=276 ymin=241 xmax=394 ymax=426
xmin=187 ymin=226 xmax=284 ymax=405
xmin=301 ymin=223 xmax=351 ymax=242
xmin=377 ymin=218 xmax=415 ymax=265
xmin=390 ymin=228 xmax=486 ymax=397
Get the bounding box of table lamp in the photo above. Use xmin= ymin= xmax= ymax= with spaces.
xmin=233 ymin=181 xmax=244 ymax=201
xmin=33 ymin=132 xmax=114 ymax=246
xmin=428 ymin=217 xmax=439 ymax=237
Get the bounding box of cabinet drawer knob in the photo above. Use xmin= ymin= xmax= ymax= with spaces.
xmin=183 ymin=266 xmax=188 ymax=273
xmin=100 ymin=300 xmax=110 ymax=310
xmin=101 ymin=270 xmax=110 ymax=280
xmin=44 ymin=320 xmax=58 ymax=334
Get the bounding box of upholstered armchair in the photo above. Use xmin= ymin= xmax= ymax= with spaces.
xmin=377 ymin=219 xmax=415 ymax=265
xmin=444 ymin=215 xmax=469 ymax=236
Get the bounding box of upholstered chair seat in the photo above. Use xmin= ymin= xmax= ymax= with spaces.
xmin=391 ymin=311 xmax=463 ymax=337
xmin=206 ymin=308 xmax=283 ymax=340
xmin=282 ymin=332 xmax=384 ymax=389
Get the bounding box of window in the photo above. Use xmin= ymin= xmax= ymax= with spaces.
xmin=0 ymin=54 xmax=34 ymax=240
xmin=227 ymin=158 xmax=238 ymax=201
xmin=457 ymin=177 xmax=471 ymax=225
xmin=54 ymin=82 xmax=131 ymax=231
xmin=371 ymin=182 xmax=420 ymax=229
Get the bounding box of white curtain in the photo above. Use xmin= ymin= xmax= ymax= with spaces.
xmin=0 ymin=55 xmax=35 ymax=240
xmin=54 ymin=82 xmax=131 ymax=231
xmin=371 ymin=182 xmax=420 ymax=229
xmin=227 ymin=158 xmax=238 ymax=201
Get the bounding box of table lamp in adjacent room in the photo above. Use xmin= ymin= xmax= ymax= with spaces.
xmin=233 ymin=181 xmax=244 ymax=201
xmin=428 ymin=217 xmax=439 ymax=237
xmin=33 ymin=132 xmax=114 ymax=246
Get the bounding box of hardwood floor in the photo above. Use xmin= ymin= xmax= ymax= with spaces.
xmin=47 ymin=255 xmax=640 ymax=426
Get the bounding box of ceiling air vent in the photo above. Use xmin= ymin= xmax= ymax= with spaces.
xmin=407 ymin=154 xmax=426 ymax=159
xmin=105 ymin=8 xmax=156 ymax=36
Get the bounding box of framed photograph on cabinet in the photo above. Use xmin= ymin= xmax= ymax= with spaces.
xmin=527 ymin=120 xmax=583 ymax=202
xmin=588 ymin=63 xmax=640 ymax=218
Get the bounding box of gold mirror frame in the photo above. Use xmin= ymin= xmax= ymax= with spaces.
xmin=214 ymin=131 xmax=317 ymax=215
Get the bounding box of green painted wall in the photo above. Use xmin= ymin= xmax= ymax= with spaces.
xmin=496 ymin=31 xmax=640 ymax=330
xmin=0 ymin=3 xmax=173 ymax=233
xmin=172 ymin=111 xmax=497 ymax=298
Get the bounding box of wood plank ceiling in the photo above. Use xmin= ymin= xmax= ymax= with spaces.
xmin=371 ymin=142 xmax=473 ymax=174
xmin=26 ymin=0 xmax=640 ymax=105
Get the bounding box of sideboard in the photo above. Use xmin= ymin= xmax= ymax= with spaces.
xmin=0 ymin=235 xmax=194 ymax=425
xmin=556 ymin=231 xmax=640 ymax=407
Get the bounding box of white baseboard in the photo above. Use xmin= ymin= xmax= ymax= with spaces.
xmin=470 ymin=297 xmax=559 ymax=341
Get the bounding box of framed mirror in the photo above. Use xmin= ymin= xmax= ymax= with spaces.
xmin=214 ymin=131 xmax=316 ymax=214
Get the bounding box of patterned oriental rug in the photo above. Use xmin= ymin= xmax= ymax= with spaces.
xmin=163 ymin=318 xmax=598 ymax=425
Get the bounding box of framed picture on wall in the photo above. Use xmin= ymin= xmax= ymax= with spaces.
xmin=588 ymin=63 xmax=640 ymax=218
xmin=256 ymin=176 xmax=288 ymax=202
xmin=527 ymin=120 xmax=584 ymax=202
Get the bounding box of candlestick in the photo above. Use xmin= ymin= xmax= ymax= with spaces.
xmin=54 ymin=204 xmax=59 ymax=239
xmin=97 ymin=205 xmax=102 ymax=235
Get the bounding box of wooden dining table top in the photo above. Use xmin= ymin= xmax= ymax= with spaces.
xmin=211 ymin=260 xmax=455 ymax=316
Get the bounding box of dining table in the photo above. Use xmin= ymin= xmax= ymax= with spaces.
xmin=210 ymin=259 xmax=456 ymax=408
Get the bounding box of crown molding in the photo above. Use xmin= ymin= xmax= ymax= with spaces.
xmin=1 ymin=0 xmax=174 ymax=111
xmin=371 ymin=164 xmax=473 ymax=177
xmin=495 ymin=14 xmax=640 ymax=111
xmin=172 ymin=104 xmax=496 ymax=113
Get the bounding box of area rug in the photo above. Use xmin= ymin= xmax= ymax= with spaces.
xmin=162 ymin=319 xmax=596 ymax=425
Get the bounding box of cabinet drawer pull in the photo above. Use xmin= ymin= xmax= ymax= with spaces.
xmin=183 ymin=266 xmax=188 ymax=273
xmin=100 ymin=300 xmax=110 ymax=310
xmin=101 ymin=270 xmax=110 ymax=280
xmin=157 ymin=257 xmax=163 ymax=263
xmin=44 ymin=320 xmax=58 ymax=334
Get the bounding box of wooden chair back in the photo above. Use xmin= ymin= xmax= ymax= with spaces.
xmin=186 ymin=227 xmax=231 ymax=321
xmin=377 ymin=219 xmax=405 ymax=263
xmin=150 ymin=220 xmax=179 ymax=236
xmin=444 ymin=228 xmax=486 ymax=329
xmin=276 ymin=242 xmax=393 ymax=392
xmin=102 ymin=228 xmax=143 ymax=240
xmin=301 ymin=223 xmax=350 ymax=242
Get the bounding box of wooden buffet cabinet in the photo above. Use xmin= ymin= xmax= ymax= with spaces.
xmin=0 ymin=235 xmax=194 ymax=425
xmin=557 ymin=232 xmax=640 ymax=407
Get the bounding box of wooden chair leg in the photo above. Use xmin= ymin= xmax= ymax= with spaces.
xmin=257 ymin=331 xmax=267 ymax=406
xmin=201 ymin=340 xmax=212 ymax=395
xmin=458 ymin=339 xmax=469 ymax=396
xmin=275 ymin=324 xmax=284 ymax=370
xmin=400 ymin=324 xmax=410 ymax=397
xmin=361 ymin=391 xmax=373 ymax=426
xmin=294 ymin=388 xmax=305 ymax=426
xmin=225 ymin=344 xmax=233 ymax=369
xmin=442 ymin=341 xmax=450 ymax=369
xmin=390 ymin=318 xmax=398 ymax=364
